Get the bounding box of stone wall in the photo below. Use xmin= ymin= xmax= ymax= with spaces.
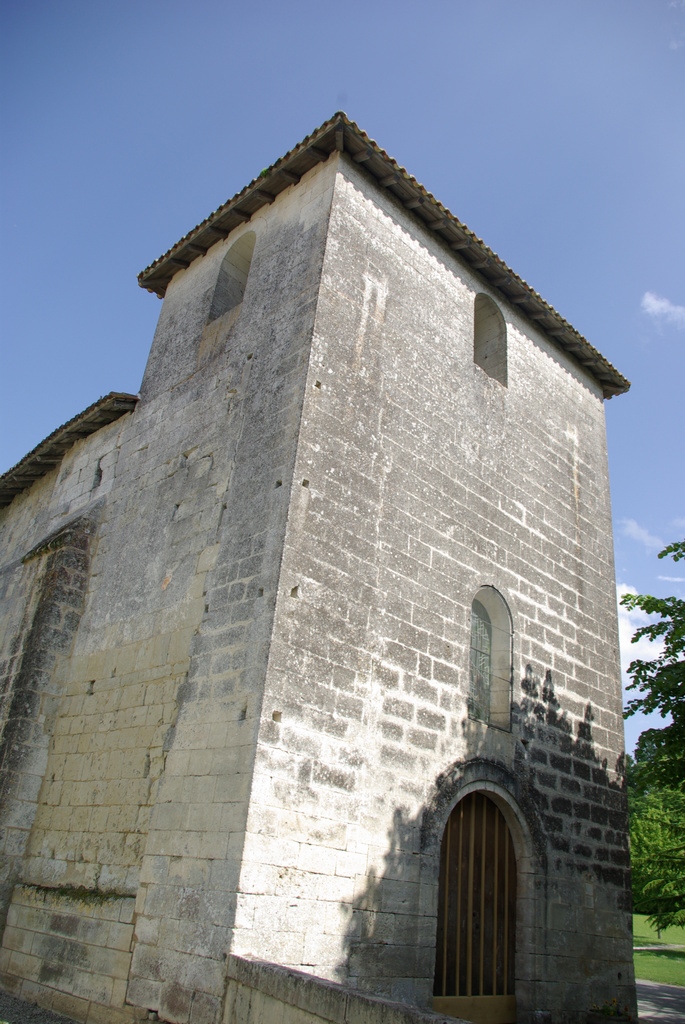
xmin=0 ymin=410 xmax=127 ymax=936
xmin=126 ymin=156 xmax=337 ymax=1024
xmin=0 ymin=884 xmax=140 ymax=1023
xmin=231 ymin=156 xmax=634 ymax=1022
xmin=0 ymin=143 xmax=635 ymax=1024
xmin=0 ymin=157 xmax=338 ymax=1022
xmin=223 ymin=955 xmax=461 ymax=1024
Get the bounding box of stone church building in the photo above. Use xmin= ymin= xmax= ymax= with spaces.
xmin=0 ymin=115 xmax=635 ymax=1024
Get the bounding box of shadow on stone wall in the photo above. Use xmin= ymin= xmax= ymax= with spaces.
xmin=512 ymin=666 xmax=630 ymax=893
xmin=334 ymin=803 xmax=430 ymax=1005
xmin=334 ymin=665 xmax=633 ymax=1017
xmin=0 ymin=512 xmax=98 ymax=937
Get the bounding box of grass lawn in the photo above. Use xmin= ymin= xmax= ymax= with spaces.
xmin=634 ymin=949 xmax=685 ymax=986
xmin=633 ymin=914 xmax=685 ymax=986
xmin=633 ymin=914 xmax=685 ymax=947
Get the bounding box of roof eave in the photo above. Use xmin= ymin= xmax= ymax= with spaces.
xmin=0 ymin=392 xmax=138 ymax=508
xmin=137 ymin=113 xmax=629 ymax=400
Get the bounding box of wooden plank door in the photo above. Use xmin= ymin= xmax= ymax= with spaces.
xmin=433 ymin=792 xmax=517 ymax=1024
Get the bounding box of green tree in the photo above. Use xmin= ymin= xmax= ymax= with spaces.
xmin=621 ymin=539 xmax=685 ymax=791
xmin=630 ymin=794 xmax=685 ymax=932
xmin=628 ymin=751 xmax=685 ymax=932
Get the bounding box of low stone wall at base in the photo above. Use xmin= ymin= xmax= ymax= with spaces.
xmin=224 ymin=956 xmax=463 ymax=1024
xmin=0 ymin=884 xmax=142 ymax=1024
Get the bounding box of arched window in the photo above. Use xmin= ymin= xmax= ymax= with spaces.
xmin=469 ymin=599 xmax=492 ymax=722
xmin=207 ymin=231 xmax=256 ymax=324
xmin=469 ymin=587 xmax=512 ymax=729
xmin=473 ymin=293 xmax=507 ymax=386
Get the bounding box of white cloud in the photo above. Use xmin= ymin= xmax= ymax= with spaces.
xmin=641 ymin=291 xmax=685 ymax=329
xmin=620 ymin=518 xmax=663 ymax=552
xmin=618 ymin=584 xmax=672 ymax=752
xmin=658 ymin=575 xmax=685 ymax=582
xmin=672 ymin=517 xmax=685 ymax=530
xmin=617 ymin=584 xmax=664 ymax=678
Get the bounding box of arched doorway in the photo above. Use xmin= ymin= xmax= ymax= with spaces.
xmin=433 ymin=792 xmax=517 ymax=1023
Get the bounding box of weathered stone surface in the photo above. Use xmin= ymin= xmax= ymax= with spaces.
xmin=224 ymin=955 xmax=462 ymax=1024
xmin=0 ymin=121 xmax=634 ymax=1024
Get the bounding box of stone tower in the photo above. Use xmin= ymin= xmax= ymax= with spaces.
xmin=0 ymin=114 xmax=635 ymax=1024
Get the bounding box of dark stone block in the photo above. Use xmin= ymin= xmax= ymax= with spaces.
xmin=560 ymin=776 xmax=581 ymax=794
xmin=550 ymin=753 xmax=571 ymax=774
xmin=603 ymin=789 xmax=625 ymax=810
xmin=176 ymin=679 xmax=198 ymax=704
xmin=535 ymin=771 xmax=557 ymax=790
xmin=617 ymin=890 xmax=633 ymax=911
xmin=609 ymin=810 xmax=628 ymax=830
xmin=532 ymin=791 xmax=549 ymax=810
xmin=595 ymin=865 xmax=629 ymax=888
xmin=591 ymin=805 xmax=609 ymax=825
xmin=160 ymin=981 xmax=193 ymax=1024
xmin=551 ymin=797 xmax=572 ymax=816
xmin=48 ymin=913 xmax=79 ymax=937
xmin=558 ymin=734 xmax=574 ymax=754
xmin=62 ymin=610 xmax=82 ymax=633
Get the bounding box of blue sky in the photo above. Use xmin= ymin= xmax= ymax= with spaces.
xmin=2 ymin=0 xmax=683 ymax=753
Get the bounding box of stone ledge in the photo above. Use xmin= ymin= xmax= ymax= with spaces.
xmin=225 ymin=955 xmax=464 ymax=1024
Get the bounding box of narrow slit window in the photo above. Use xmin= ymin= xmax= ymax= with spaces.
xmin=468 ymin=587 xmax=512 ymax=729
xmin=473 ymin=293 xmax=507 ymax=386
xmin=469 ymin=600 xmax=492 ymax=723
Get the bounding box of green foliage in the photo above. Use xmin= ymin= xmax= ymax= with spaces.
xmin=19 ymin=882 xmax=126 ymax=904
xmin=621 ymin=539 xmax=685 ymax=791
xmin=633 ymin=913 xmax=685 ymax=946
xmin=629 ymin=782 xmax=685 ymax=931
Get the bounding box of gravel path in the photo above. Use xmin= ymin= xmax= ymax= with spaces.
xmin=0 ymin=992 xmax=76 ymax=1024
xmin=2 ymin=982 xmax=684 ymax=1023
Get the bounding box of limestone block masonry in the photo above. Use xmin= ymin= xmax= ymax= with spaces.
xmin=0 ymin=115 xmax=635 ymax=1024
